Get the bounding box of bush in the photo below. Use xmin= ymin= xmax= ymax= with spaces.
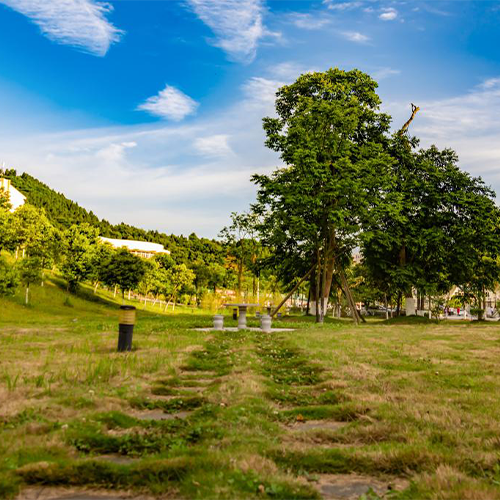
xmin=0 ymin=256 xmax=19 ymax=296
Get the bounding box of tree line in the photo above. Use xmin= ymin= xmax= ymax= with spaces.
xmin=0 ymin=190 xmax=279 ymax=307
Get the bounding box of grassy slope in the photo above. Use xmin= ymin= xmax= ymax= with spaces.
xmin=1 ymin=284 xmax=500 ymax=499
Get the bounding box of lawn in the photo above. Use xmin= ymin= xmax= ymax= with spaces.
xmin=1 ymin=283 xmax=500 ymax=499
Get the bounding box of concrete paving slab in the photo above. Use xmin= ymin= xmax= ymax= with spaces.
xmin=315 ymin=474 xmax=408 ymax=500
xmin=132 ymin=409 xmax=192 ymax=421
xmin=290 ymin=420 xmax=347 ymax=432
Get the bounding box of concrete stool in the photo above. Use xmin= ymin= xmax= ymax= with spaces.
xmin=213 ymin=315 xmax=224 ymax=331
xmin=261 ymin=314 xmax=272 ymax=333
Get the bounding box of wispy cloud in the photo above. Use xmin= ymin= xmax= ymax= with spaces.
xmin=185 ymin=0 xmax=273 ymax=62
xmin=324 ymin=1 xmax=363 ymax=11
xmin=0 ymin=0 xmax=122 ymax=56
xmin=288 ymin=12 xmax=330 ymax=30
xmin=137 ymin=85 xmax=198 ymax=121
xmin=379 ymin=7 xmax=398 ymax=21
xmin=373 ymin=67 xmax=400 ymax=80
xmin=194 ymin=134 xmax=233 ymax=157
xmin=340 ymin=31 xmax=369 ymax=43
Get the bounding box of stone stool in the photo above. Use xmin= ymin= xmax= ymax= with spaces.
xmin=260 ymin=314 xmax=272 ymax=333
xmin=213 ymin=315 xmax=224 ymax=331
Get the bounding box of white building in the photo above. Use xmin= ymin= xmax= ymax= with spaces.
xmin=0 ymin=178 xmax=26 ymax=212
xmin=100 ymin=237 xmax=170 ymax=259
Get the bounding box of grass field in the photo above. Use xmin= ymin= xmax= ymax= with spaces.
xmin=1 ymin=280 xmax=500 ymax=499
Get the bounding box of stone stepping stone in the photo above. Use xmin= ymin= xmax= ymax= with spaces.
xmin=54 ymin=495 xmax=127 ymax=499
xmin=290 ymin=420 xmax=347 ymax=432
xmin=16 ymin=487 xmax=150 ymax=500
xmin=315 ymin=474 xmax=407 ymax=500
xmin=94 ymin=454 xmax=138 ymax=465
xmin=148 ymin=393 xmax=178 ymax=400
xmin=176 ymin=386 xmax=207 ymax=393
xmin=132 ymin=409 xmax=192 ymax=421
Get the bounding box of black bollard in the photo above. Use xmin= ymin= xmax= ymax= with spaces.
xmin=233 ymin=308 xmax=238 ymax=320
xmin=118 ymin=305 xmax=136 ymax=352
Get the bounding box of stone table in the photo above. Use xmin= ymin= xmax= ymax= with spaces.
xmin=223 ymin=303 xmax=260 ymax=330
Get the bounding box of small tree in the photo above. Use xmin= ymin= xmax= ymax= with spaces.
xmin=61 ymin=223 xmax=101 ymax=292
xmin=164 ymin=264 xmax=195 ymax=310
xmin=219 ymin=211 xmax=260 ymax=297
xmin=18 ymin=256 xmax=42 ymax=305
xmin=101 ymin=248 xmax=146 ymax=300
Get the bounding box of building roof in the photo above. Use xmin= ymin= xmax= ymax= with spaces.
xmin=100 ymin=237 xmax=170 ymax=254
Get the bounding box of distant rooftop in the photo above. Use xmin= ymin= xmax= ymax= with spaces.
xmin=100 ymin=237 xmax=170 ymax=256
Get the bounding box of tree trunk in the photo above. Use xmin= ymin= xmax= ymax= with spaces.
xmin=128 ymin=289 xmax=131 ymax=301
xmin=339 ymin=268 xmax=360 ymax=325
xmin=237 ymin=262 xmax=243 ymax=295
xmin=113 ymin=285 xmax=117 ymax=298
xmin=25 ymin=284 xmax=29 ymax=305
xmin=385 ymin=294 xmax=389 ymax=320
xmin=315 ymin=250 xmax=321 ymax=323
xmin=306 ymin=286 xmax=311 ymax=316
xmin=94 ymin=281 xmax=99 ymax=294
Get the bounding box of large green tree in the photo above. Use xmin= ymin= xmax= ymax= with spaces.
xmin=252 ymin=68 xmax=394 ymax=323
xmin=361 ymin=136 xmax=500 ymax=315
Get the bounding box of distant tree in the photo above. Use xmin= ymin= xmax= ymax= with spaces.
xmin=18 ymin=256 xmax=42 ymax=305
xmin=219 ymin=211 xmax=260 ymax=296
xmin=89 ymin=242 xmax=115 ymax=293
xmin=11 ymin=204 xmax=55 ymax=260
xmin=100 ymin=248 xmax=146 ymax=300
xmin=164 ymin=264 xmax=195 ymax=310
xmin=61 ymin=223 xmax=101 ymax=292
xmin=0 ymin=256 xmax=19 ymax=297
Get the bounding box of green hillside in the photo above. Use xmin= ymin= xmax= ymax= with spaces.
xmin=1 ymin=168 xmax=225 ymax=265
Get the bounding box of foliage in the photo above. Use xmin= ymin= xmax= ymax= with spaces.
xmin=0 ymin=256 xmax=19 ymax=296
xmin=219 ymin=211 xmax=261 ymax=296
xmin=17 ymin=256 xmax=43 ymax=304
xmin=60 ymin=223 xmax=101 ymax=291
xmin=10 ymin=204 xmax=57 ymax=262
xmin=100 ymin=248 xmax=146 ymax=297
xmin=361 ymin=137 xmax=500 ymax=307
xmin=252 ymin=68 xmax=393 ymax=321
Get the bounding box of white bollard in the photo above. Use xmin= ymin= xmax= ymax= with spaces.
xmin=213 ymin=315 xmax=224 ymax=331
xmin=261 ymin=314 xmax=272 ymax=333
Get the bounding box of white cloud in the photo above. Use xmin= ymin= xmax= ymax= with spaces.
xmin=379 ymin=8 xmax=398 ymax=20
xmin=373 ymin=67 xmax=400 ymax=80
xmin=324 ymin=1 xmax=362 ymax=11
xmin=185 ymin=0 xmax=272 ymax=62
xmin=0 ymin=0 xmax=122 ymax=56
xmin=194 ymin=135 xmax=233 ymax=157
xmin=340 ymin=31 xmax=369 ymax=43
xmin=288 ymin=12 xmax=330 ymax=30
xmin=95 ymin=141 xmax=137 ymax=163
xmin=137 ymin=85 xmax=198 ymax=121
xmin=242 ymin=77 xmax=283 ymax=108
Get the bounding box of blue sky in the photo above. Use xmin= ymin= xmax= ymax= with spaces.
xmin=0 ymin=0 xmax=500 ymax=237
